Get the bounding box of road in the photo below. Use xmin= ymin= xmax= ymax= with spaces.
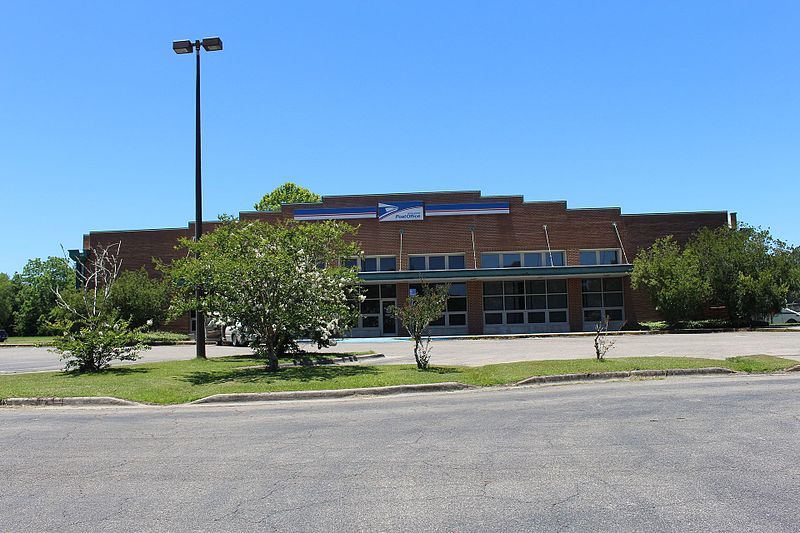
xmin=0 ymin=374 xmax=798 ymax=531
xmin=2 ymin=330 xmax=800 ymax=373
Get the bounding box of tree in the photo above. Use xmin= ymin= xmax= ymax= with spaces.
xmin=688 ymin=225 xmax=800 ymax=321
xmin=0 ymin=273 xmax=14 ymax=331
xmin=631 ymin=236 xmax=710 ymax=323
xmin=50 ymin=243 xmax=148 ymax=372
xmin=107 ymin=268 xmax=173 ymax=328
xmin=389 ymin=283 xmax=450 ymax=370
xmin=593 ymin=315 xmax=616 ymax=361
xmin=164 ymin=218 xmax=362 ymax=371
xmin=13 ymin=257 xmax=74 ymax=335
xmin=254 ymin=182 xmax=321 ymax=211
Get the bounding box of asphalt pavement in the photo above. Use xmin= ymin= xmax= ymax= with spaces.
xmin=2 ymin=330 xmax=800 ymax=373
xmin=1 ymin=373 xmax=799 ymax=531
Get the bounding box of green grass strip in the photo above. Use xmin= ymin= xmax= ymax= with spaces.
xmin=0 ymin=355 xmax=796 ymax=405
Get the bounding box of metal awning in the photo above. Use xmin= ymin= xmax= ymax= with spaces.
xmin=358 ymin=264 xmax=632 ymax=283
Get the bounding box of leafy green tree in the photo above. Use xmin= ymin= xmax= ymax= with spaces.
xmin=254 ymin=182 xmax=321 ymax=211
xmin=688 ymin=225 xmax=800 ymax=321
xmin=631 ymin=236 xmax=710 ymax=323
xmin=389 ymin=283 xmax=450 ymax=369
xmin=165 ymin=218 xmax=362 ymax=371
xmin=0 ymin=273 xmax=14 ymax=331
xmin=13 ymin=257 xmax=73 ymax=335
xmin=107 ymin=268 xmax=173 ymax=328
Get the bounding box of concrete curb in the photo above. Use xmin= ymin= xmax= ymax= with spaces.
xmin=190 ymin=382 xmax=476 ymax=404
xmin=456 ymin=328 xmax=800 ymax=341
xmin=0 ymin=396 xmax=142 ymax=407
xmin=514 ymin=367 xmax=736 ymax=386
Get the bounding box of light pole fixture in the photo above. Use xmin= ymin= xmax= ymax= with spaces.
xmin=172 ymin=36 xmax=223 ymax=359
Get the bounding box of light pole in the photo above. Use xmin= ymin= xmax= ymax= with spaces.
xmin=173 ymin=36 xmax=223 ymax=359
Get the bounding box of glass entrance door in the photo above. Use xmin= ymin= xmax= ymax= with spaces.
xmin=381 ymin=300 xmax=397 ymax=336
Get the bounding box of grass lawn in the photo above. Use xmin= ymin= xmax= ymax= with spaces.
xmin=0 ymin=354 xmax=796 ymax=405
xmin=2 ymin=332 xmax=192 ymax=346
xmin=3 ymin=336 xmax=57 ymax=346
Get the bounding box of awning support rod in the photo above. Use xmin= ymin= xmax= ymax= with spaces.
xmin=612 ymin=222 xmax=630 ymax=264
xmin=543 ymin=225 xmax=554 ymax=266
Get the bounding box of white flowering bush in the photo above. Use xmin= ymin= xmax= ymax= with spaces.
xmin=165 ymin=218 xmax=362 ymax=371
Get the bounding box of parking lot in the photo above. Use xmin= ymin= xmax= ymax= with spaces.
xmin=1 ymin=330 xmax=799 ymax=373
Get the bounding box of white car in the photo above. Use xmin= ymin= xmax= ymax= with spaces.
xmin=770 ymin=308 xmax=800 ymax=325
xmin=221 ymin=324 xmax=255 ymax=347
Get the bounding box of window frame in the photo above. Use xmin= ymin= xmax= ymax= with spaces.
xmin=343 ymin=255 xmax=398 ymax=272
xmin=578 ymin=249 xmax=622 ymax=266
xmin=407 ymin=254 xmax=467 ymax=271
xmin=409 ymin=282 xmax=468 ymax=328
xmin=480 ymin=250 xmax=567 ymax=269
xmin=482 ymin=279 xmax=569 ymax=325
xmin=581 ymin=276 xmax=625 ymax=325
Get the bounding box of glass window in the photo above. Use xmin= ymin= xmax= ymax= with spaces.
xmin=362 ymin=257 xmax=377 ymax=272
xmin=528 ymin=312 xmax=546 ymax=323
xmin=483 ymin=282 xmax=503 ymax=295
xmin=583 ymin=294 xmax=603 ymax=308
xmin=581 ymin=277 xmax=624 ymax=324
xmin=505 ymin=296 xmax=525 ymax=310
xmin=363 ymin=285 xmax=379 ymax=299
xmin=431 ymin=316 xmax=446 ymax=326
xmin=504 ymin=281 xmax=525 ymax=294
xmin=448 ymin=255 xmax=465 ymax=270
xmin=548 ymin=294 xmax=568 ymax=309
xmin=507 ymin=312 xmax=524 ymax=324
xmin=448 ymin=298 xmax=467 ymax=312
xmin=449 ymin=283 xmax=467 ymax=297
xmin=428 ymin=256 xmax=446 ymax=270
xmin=523 ymin=253 xmax=542 ymax=267
xmin=526 ymin=280 xmax=546 ymax=294
xmin=379 ymin=257 xmax=397 ymax=272
xmin=361 ymin=300 xmax=379 ymax=314
xmin=584 ymin=310 xmax=602 ymax=322
xmin=600 ymin=250 xmax=619 ymax=265
xmin=449 ymin=314 xmax=466 ymax=326
xmin=484 ymin=278 xmax=570 ymax=325
xmin=485 ymin=313 xmax=503 ymax=325
xmin=409 ymin=256 xmax=426 ymax=271
xmin=380 ymin=284 xmax=396 ymax=298
xmin=526 ymin=295 xmax=547 ymax=310
xmin=484 ymin=297 xmax=504 ymax=311
xmin=344 ymin=258 xmax=358 ymax=269
xmin=481 ymin=253 xmax=500 ymax=268
xmin=362 ymin=316 xmax=379 ymax=328
xmin=580 ymin=251 xmax=597 ymax=265
xmin=503 ymin=253 xmax=522 ymax=268
xmin=547 ymin=279 xmax=567 ymax=293
xmin=604 ymin=293 xmax=623 ymax=307
xmin=548 ymin=252 xmax=565 ymax=266
xmin=582 ymin=279 xmax=602 ymax=292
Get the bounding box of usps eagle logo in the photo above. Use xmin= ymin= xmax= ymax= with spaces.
xmin=378 ymin=201 xmax=424 ymax=222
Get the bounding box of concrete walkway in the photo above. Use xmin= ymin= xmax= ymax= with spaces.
xmin=1 ymin=330 xmax=799 ymax=373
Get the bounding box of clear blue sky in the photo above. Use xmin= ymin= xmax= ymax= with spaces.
xmin=2 ymin=1 xmax=799 ymax=275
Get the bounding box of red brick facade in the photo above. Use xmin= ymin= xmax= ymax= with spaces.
xmin=83 ymin=191 xmax=731 ymax=335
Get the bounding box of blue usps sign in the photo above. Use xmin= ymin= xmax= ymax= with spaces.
xmin=378 ymin=201 xmax=424 ymax=222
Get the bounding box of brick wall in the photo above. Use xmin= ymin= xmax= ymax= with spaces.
xmin=83 ymin=191 xmax=730 ymax=334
